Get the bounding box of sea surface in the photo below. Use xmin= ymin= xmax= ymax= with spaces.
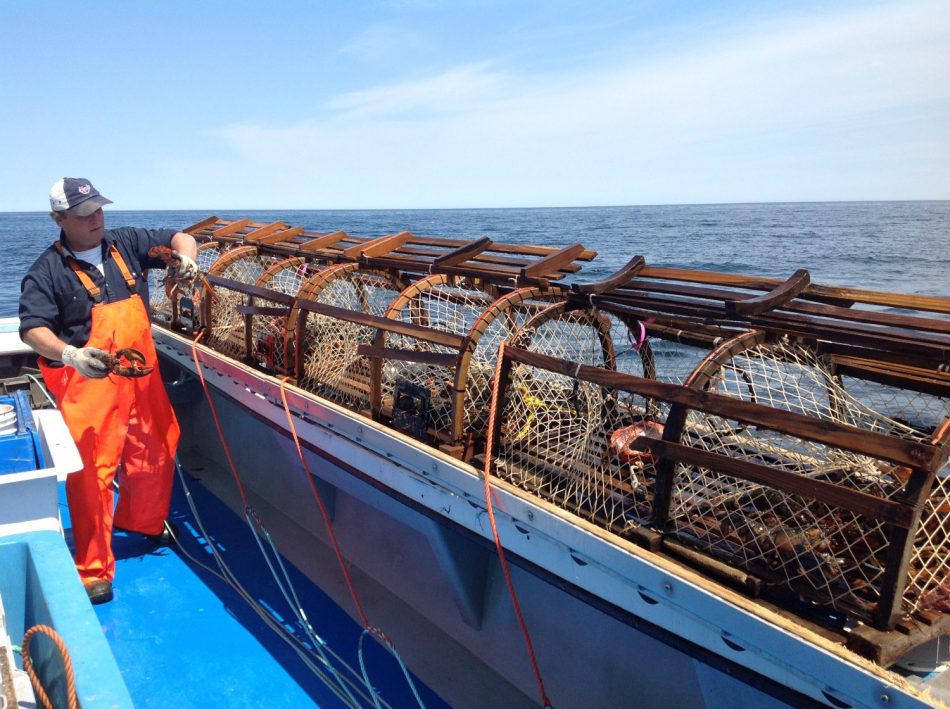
xmin=2 ymin=201 xmax=948 ymax=314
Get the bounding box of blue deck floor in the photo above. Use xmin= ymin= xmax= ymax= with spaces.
xmin=59 ymin=469 xmax=448 ymax=708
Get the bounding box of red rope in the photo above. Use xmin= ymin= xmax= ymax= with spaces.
xmin=22 ymin=625 xmax=79 ymax=709
xmin=277 ymin=378 xmax=373 ymax=631
xmin=189 ymin=333 xmax=390 ymax=645
xmin=190 ymin=332 xmax=251 ymax=509
xmin=482 ymin=341 xmax=553 ymax=708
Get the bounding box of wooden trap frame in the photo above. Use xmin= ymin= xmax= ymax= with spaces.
xmin=487 ymin=257 xmax=950 ymax=643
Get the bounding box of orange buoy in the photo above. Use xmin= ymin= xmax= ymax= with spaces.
xmin=610 ymin=421 xmax=665 ymax=464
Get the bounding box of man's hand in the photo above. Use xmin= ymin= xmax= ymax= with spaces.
xmin=166 ymin=252 xmax=199 ymax=283
xmin=62 ymin=345 xmax=112 ymax=379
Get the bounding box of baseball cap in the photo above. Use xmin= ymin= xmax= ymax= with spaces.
xmin=49 ymin=177 xmax=113 ymax=217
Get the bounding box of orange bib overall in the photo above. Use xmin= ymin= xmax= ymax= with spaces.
xmin=38 ymin=245 xmax=180 ymax=582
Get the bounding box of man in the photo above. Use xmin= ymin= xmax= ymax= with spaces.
xmin=18 ymin=177 xmax=199 ymax=605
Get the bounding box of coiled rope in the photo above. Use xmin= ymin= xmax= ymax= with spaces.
xmin=21 ymin=625 xmax=78 ymax=709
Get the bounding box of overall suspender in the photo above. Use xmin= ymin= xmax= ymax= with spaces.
xmin=55 ymin=242 xmax=138 ymax=301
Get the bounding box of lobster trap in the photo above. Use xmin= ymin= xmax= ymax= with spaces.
xmin=288 ymin=264 xmax=409 ymax=410
xmin=149 ymin=241 xmax=229 ymax=331
xmin=490 ymin=301 xmax=724 ymax=541
xmin=488 ymin=261 xmax=950 ymax=632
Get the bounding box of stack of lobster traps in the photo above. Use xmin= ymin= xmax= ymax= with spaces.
xmin=154 ymin=216 xmax=950 ymax=667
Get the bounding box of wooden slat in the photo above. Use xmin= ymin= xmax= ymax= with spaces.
xmin=521 ymin=243 xmax=586 ymax=279
xmin=295 ymin=230 xmax=350 ymax=253
xmin=433 ymin=237 xmax=493 ymax=268
xmin=295 ymin=299 xmax=467 ymax=349
xmin=573 ymin=256 xmax=645 ymax=295
xmin=235 ymin=305 xmax=292 ymax=317
xmin=211 ymin=218 xmax=253 ymax=237
xmin=243 ymin=221 xmax=287 ymax=242
xmin=727 ymin=269 xmax=810 ymax=316
xmin=205 ymin=275 xmax=296 ymax=306
xmin=251 ymin=226 xmax=305 ymax=245
xmin=184 ymin=215 xmax=221 ymax=233
xmin=630 ymin=438 xmax=913 ymax=527
xmin=356 ymin=344 xmax=459 ymax=368
xmin=344 ymin=231 xmax=413 ymax=259
xmin=640 ymin=266 xmax=950 ymax=315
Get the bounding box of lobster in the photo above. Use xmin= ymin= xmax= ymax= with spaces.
xmin=87 ymin=347 xmax=154 ymax=378
xmin=147 ymin=245 xmax=216 ymax=299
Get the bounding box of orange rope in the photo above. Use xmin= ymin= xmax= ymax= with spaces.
xmin=22 ymin=624 xmax=79 ymax=709
xmin=482 ymin=342 xmax=553 ymax=708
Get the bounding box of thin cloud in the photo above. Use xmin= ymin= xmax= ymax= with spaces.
xmin=325 ymin=62 xmax=507 ymax=119
xmin=337 ymin=23 xmax=429 ymax=63
xmin=204 ymin=0 xmax=949 ymax=207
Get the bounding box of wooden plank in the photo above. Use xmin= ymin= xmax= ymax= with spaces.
xmin=503 ymin=345 xmax=944 ymax=471
xmin=235 ymin=305 xmax=291 ymax=317
xmin=356 ymin=344 xmax=459 ymax=368
xmin=521 ymin=243 xmax=586 ymax=279
xmin=295 ymin=299 xmax=467 ymax=349
xmin=433 ymin=237 xmax=493 ymax=268
xmin=205 ymin=275 xmax=296 ymax=306
xmin=806 ymin=284 xmax=950 ymax=316
xmin=243 ymin=221 xmax=287 ymax=242
xmin=727 ymin=269 xmax=810 ymax=316
xmin=211 ymin=218 xmax=253 ymax=237
xmin=256 ymin=226 xmax=306 ymax=245
xmin=572 ymin=256 xmax=646 ymax=295
xmin=846 ymin=612 xmax=950 ymax=666
xmin=409 ymin=235 xmax=596 ymax=261
xmin=297 ymin=230 xmax=351 ymax=252
xmin=750 ymin=313 xmax=950 ymax=363
xmin=184 ymin=215 xmax=221 ymax=233
xmin=831 ymin=354 xmax=950 ymax=398
xmin=594 ymin=288 xmax=950 ymax=361
xmin=344 ymin=231 xmax=413 ymax=259
xmin=635 ymin=267 xmax=950 ymax=314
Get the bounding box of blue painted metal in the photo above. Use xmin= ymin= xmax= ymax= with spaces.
xmin=58 ymin=474 xmax=448 ymax=708
xmin=0 ymin=531 xmax=133 ymax=708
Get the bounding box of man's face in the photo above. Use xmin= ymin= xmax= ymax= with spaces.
xmin=56 ymin=207 xmax=105 ymax=250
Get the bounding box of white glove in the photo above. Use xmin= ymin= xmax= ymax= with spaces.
xmin=62 ymin=345 xmax=112 ymax=379
xmin=166 ymin=252 xmax=199 ymax=282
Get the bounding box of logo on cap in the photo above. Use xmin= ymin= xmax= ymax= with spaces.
xmin=78 ymin=184 xmax=91 ymax=195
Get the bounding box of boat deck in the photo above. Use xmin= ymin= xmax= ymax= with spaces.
xmin=59 ymin=468 xmax=450 ymax=708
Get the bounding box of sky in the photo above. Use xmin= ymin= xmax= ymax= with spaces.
xmin=1 ymin=0 xmax=948 ymax=211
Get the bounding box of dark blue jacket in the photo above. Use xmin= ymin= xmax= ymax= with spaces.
xmin=19 ymin=226 xmax=177 ymax=347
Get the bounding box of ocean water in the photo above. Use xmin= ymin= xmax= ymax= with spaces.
xmin=2 ymin=201 xmax=948 ymax=314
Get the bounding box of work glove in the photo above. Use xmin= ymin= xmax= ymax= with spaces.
xmin=62 ymin=345 xmax=112 ymax=379
xmin=165 ymin=252 xmax=199 ymax=283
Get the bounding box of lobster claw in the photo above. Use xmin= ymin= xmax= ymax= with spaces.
xmin=110 ymin=348 xmax=154 ymax=378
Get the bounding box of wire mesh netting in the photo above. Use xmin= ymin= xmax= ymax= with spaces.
xmin=669 ymin=335 xmax=946 ymax=618
xmin=243 ymin=257 xmax=317 ymax=372
xmin=840 ymin=376 xmax=950 ymax=614
xmin=493 ymin=307 xmax=667 ymax=534
xmin=383 ymin=276 xmax=499 ymax=440
xmin=204 ymin=247 xmax=282 ymax=358
xmin=149 ymin=241 xmax=228 ymax=327
xmin=296 ymin=265 xmax=405 ymax=410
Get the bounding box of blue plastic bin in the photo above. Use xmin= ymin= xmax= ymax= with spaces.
xmin=0 ymin=390 xmax=48 ymax=475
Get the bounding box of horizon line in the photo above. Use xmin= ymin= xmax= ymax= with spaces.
xmin=2 ymin=198 xmax=948 ymax=215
